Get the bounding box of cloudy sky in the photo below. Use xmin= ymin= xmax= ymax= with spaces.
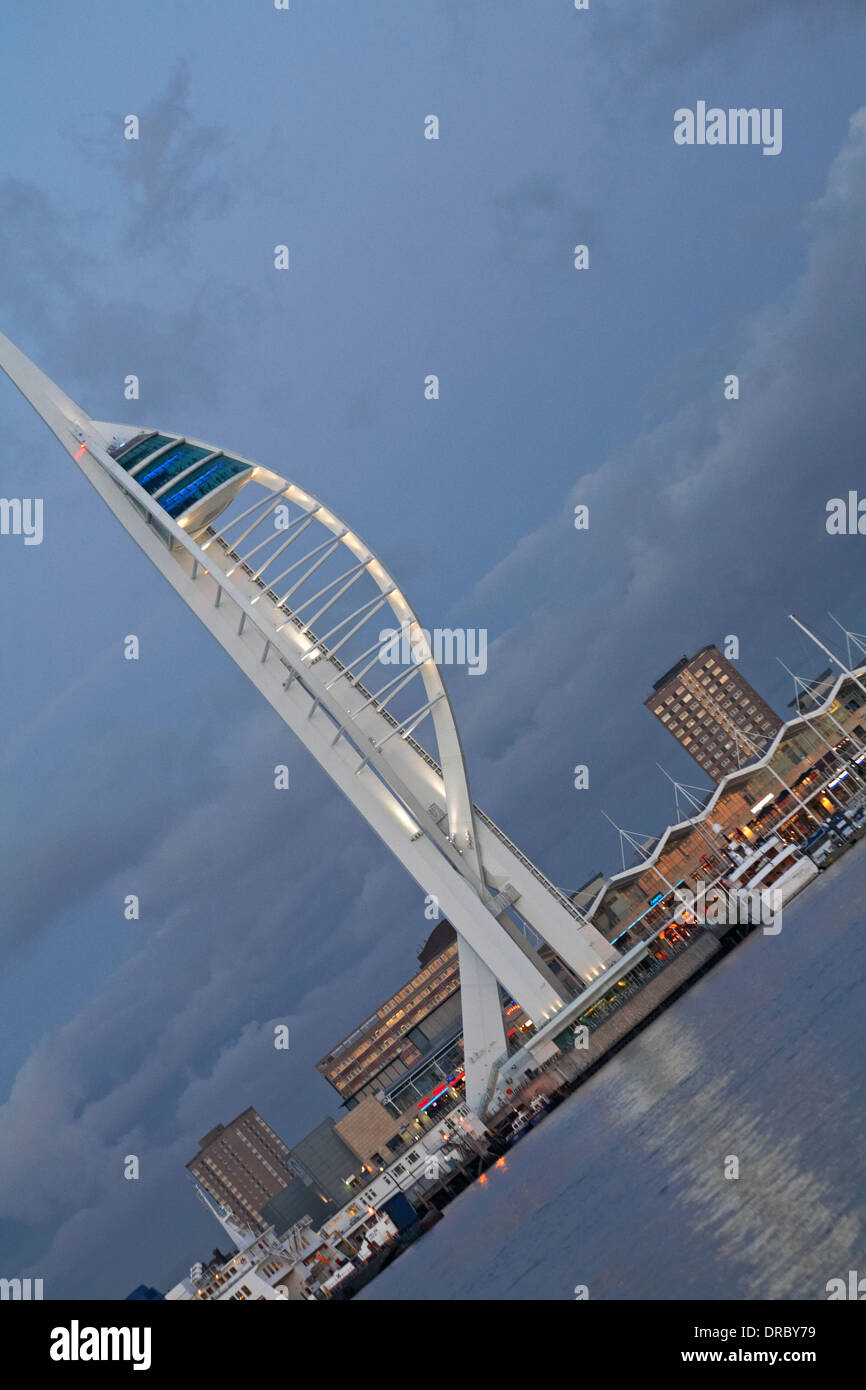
xmin=1 ymin=0 xmax=865 ymax=1299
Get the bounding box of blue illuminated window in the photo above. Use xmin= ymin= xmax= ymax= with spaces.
xmin=136 ymin=443 xmax=212 ymax=495
xmin=160 ymin=457 xmax=250 ymax=519
xmin=115 ymin=434 xmax=174 ymax=471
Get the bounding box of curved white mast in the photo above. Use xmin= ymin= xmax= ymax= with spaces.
xmin=0 ymin=331 xmax=617 ymax=1114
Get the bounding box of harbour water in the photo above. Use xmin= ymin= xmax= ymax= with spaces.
xmin=363 ymin=843 xmax=866 ymax=1300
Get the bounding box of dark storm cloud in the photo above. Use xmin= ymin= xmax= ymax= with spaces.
xmin=0 ymin=59 xmax=251 ymax=436
xmin=112 ymin=62 xmax=230 ymax=249
xmin=595 ymin=0 xmax=861 ymax=69
xmin=3 ymin=104 xmax=865 ymax=1298
xmin=0 ymin=181 xmax=90 ymax=335
xmin=0 ymin=702 xmax=419 ymax=1289
xmin=491 ymin=177 xmax=602 ymax=274
xmin=2 ymin=0 xmax=865 ymax=1302
xmin=449 ymin=107 xmax=866 ymax=881
xmin=0 ymin=179 xmax=240 ymax=420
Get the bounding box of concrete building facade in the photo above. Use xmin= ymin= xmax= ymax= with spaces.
xmin=187 ymin=1108 xmax=301 ymax=1235
xmin=645 ymin=644 xmax=782 ymax=783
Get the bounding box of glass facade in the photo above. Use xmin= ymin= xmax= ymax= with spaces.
xmin=115 ymin=433 xmax=173 ymax=471
xmin=317 ymin=944 xmax=461 ymax=1100
xmin=384 ymin=1033 xmax=465 ymax=1117
xmin=112 ymin=435 xmax=251 ymax=528
xmin=135 ymin=443 xmax=213 ymax=495
xmin=161 ymin=457 xmax=250 ymax=519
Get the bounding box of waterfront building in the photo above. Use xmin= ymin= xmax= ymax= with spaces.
xmin=316 ymin=922 xmax=545 ymax=1136
xmin=594 ymin=666 xmax=866 ymax=946
xmin=320 ymin=1106 xmax=477 ymax=1251
xmin=645 ymin=645 xmax=782 ymax=782
xmin=335 ymin=1095 xmax=414 ymax=1169
xmin=288 ymin=1118 xmax=360 ymax=1205
xmin=258 ymin=1180 xmax=336 ymax=1236
xmin=316 ymin=923 xmax=464 ymax=1109
xmin=186 ymin=1107 xmax=328 ymax=1235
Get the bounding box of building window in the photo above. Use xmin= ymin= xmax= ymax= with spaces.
xmin=161 ymin=457 xmax=250 ymax=519
xmin=115 ymin=433 xmax=173 ymax=471
xmin=135 ymin=442 xmax=212 ymax=495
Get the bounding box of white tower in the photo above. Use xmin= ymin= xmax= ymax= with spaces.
xmin=0 ymin=333 xmax=619 ymax=1115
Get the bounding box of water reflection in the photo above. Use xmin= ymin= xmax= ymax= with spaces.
xmin=364 ymin=856 xmax=866 ymax=1300
xmin=605 ymin=1013 xmax=861 ymax=1297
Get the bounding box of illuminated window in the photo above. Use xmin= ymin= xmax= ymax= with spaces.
xmin=160 ymin=456 xmax=250 ymax=519
xmin=136 ymin=442 xmax=212 ymax=494
xmin=115 ymin=433 xmax=173 ymax=471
